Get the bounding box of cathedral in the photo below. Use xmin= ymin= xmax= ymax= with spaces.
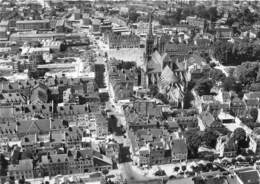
xmin=141 ymin=12 xmax=191 ymax=105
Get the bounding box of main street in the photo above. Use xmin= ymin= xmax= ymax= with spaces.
xmin=81 ymin=22 xmax=165 ymax=184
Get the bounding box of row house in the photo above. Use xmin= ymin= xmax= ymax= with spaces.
xmin=15 ymin=19 xmax=50 ymax=31
xmin=132 ymin=100 xmax=162 ymax=117
xmin=40 ymin=149 xmax=112 ymax=177
xmin=243 ymin=92 xmax=260 ymax=109
xmin=174 ymin=116 xmax=198 ymax=130
xmin=0 ymin=93 xmax=26 ymax=106
xmin=126 ymin=113 xmax=161 ymax=131
xmin=216 ymin=135 xmax=237 ymax=157
xmin=9 ymin=149 xmax=112 ymax=180
xmin=186 ymin=16 xmax=206 ymax=31
xmin=13 ymin=103 xmax=53 ymax=119
xmin=106 ymin=33 xmax=140 ymax=49
xmin=56 ymin=104 xmax=90 ymax=123
xmin=8 ymin=159 xmax=34 ymax=180
xmin=131 ymin=128 xmax=187 ymax=166
xmin=215 ymin=26 xmax=233 ymax=40
xmin=230 ymin=97 xmax=246 ymax=117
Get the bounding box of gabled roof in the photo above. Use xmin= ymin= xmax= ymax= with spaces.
xmin=17 ymin=119 xmax=66 ymax=135
xmin=160 ymin=65 xmax=178 ymax=85
xmin=200 ymin=111 xmax=215 ymax=127
xmin=147 ymin=50 xmax=165 ymax=73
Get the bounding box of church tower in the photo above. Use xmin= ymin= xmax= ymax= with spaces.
xmin=145 ymin=12 xmax=154 ymax=60
xmin=141 ymin=12 xmax=155 ymax=89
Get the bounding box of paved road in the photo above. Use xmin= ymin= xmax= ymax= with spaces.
xmin=119 ymin=163 xmax=164 ymax=184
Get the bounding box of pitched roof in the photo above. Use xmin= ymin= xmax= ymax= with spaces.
xmin=17 ymin=119 xmax=66 ymax=135
xmin=160 ymin=65 xmax=178 ymax=85
xmin=235 ymin=168 xmax=260 ymax=184
xmin=147 ymin=51 xmax=165 ymax=73
xmin=41 ymin=154 xmax=68 ymax=164
xmin=200 ymin=111 xmax=215 ymax=127
xmin=171 ymin=139 xmax=187 ymax=154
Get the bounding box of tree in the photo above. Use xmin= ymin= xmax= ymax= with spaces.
xmin=0 ymin=154 xmax=8 ymax=176
xmin=236 ymin=62 xmax=259 ymax=86
xmin=195 ymin=5 xmax=208 ymax=19
xmin=149 ymin=85 xmax=159 ymax=97
xmin=182 ymin=7 xmax=195 ymax=18
xmin=222 ymin=77 xmax=242 ymax=93
xmin=195 ymin=79 xmax=213 ymax=96
xmin=174 ymin=166 xmax=180 ymax=172
xmin=128 ymin=8 xmax=140 ymax=23
xmin=155 ymin=93 xmax=169 ymax=104
xmin=250 ymin=108 xmax=258 ymax=122
xmin=102 ymin=169 xmax=109 ymax=175
xmin=233 ymin=128 xmax=247 ymax=150
xmin=185 ymin=130 xmax=202 ymax=158
xmin=154 ymin=169 xmax=166 ymax=176
xmin=213 ymin=40 xmax=234 ymax=65
xmin=208 ymin=7 xmax=218 ymax=22
xmin=181 ymin=165 xmax=186 ymax=171
xmin=203 ymin=129 xmax=218 ymax=148
xmin=209 ymin=69 xmax=226 ymax=82
xmin=18 ymin=176 xmax=25 ymax=184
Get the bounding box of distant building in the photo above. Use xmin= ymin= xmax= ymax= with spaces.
xmin=186 ymin=16 xmax=206 ymax=31
xmin=249 ymin=128 xmax=260 ymax=155
xmin=0 ymin=27 xmax=8 ymax=40
xmin=30 ymin=83 xmax=49 ymax=105
xmin=131 ymin=128 xmax=188 ymax=166
xmin=15 ymin=20 xmax=50 ymax=31
xmin=8 ymin=159 xmax=34 ymax=180
xmin=40 ymin=149 xmax=112 ymax=177
xmin=106 ymin=33 xmax=140 ymax=49
xmin=215 ymin=26 xmax=233 ymax=40
xmin=216 ymin=135 xmax=237 ymax=157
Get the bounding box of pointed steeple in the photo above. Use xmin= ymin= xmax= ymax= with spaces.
xmin=148 ymin=12 xmax=153 ymax=37
xmin=145 ymin=10 xmax=155 ymax=59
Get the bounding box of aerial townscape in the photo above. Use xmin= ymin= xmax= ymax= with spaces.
xmin=2 ymin=0 xmax=260 ymax=184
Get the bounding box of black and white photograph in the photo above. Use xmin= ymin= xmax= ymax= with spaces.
xmin=0 ymin=0 xmax=260 ymax=183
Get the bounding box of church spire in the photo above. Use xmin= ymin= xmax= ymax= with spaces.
xmin=145 ymin=10 xmax=155 ymax=58
xmin=148 ymin=11 xmax=153 ymax=37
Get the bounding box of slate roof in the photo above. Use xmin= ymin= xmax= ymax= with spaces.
xmin=147 ymin=50 xmax=165 ymax=73
xmin=41 ymin=154 xmax=68 ymax=164
xmin=57 ymin=104 xmax=89 ymax=115
xmin=235 ymin=168 xmax=260 ymax=184
xmin=0 ymin=93 xmax=26 ymax=104
xmin=17 ymin=119 xmax=67 ymax=135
